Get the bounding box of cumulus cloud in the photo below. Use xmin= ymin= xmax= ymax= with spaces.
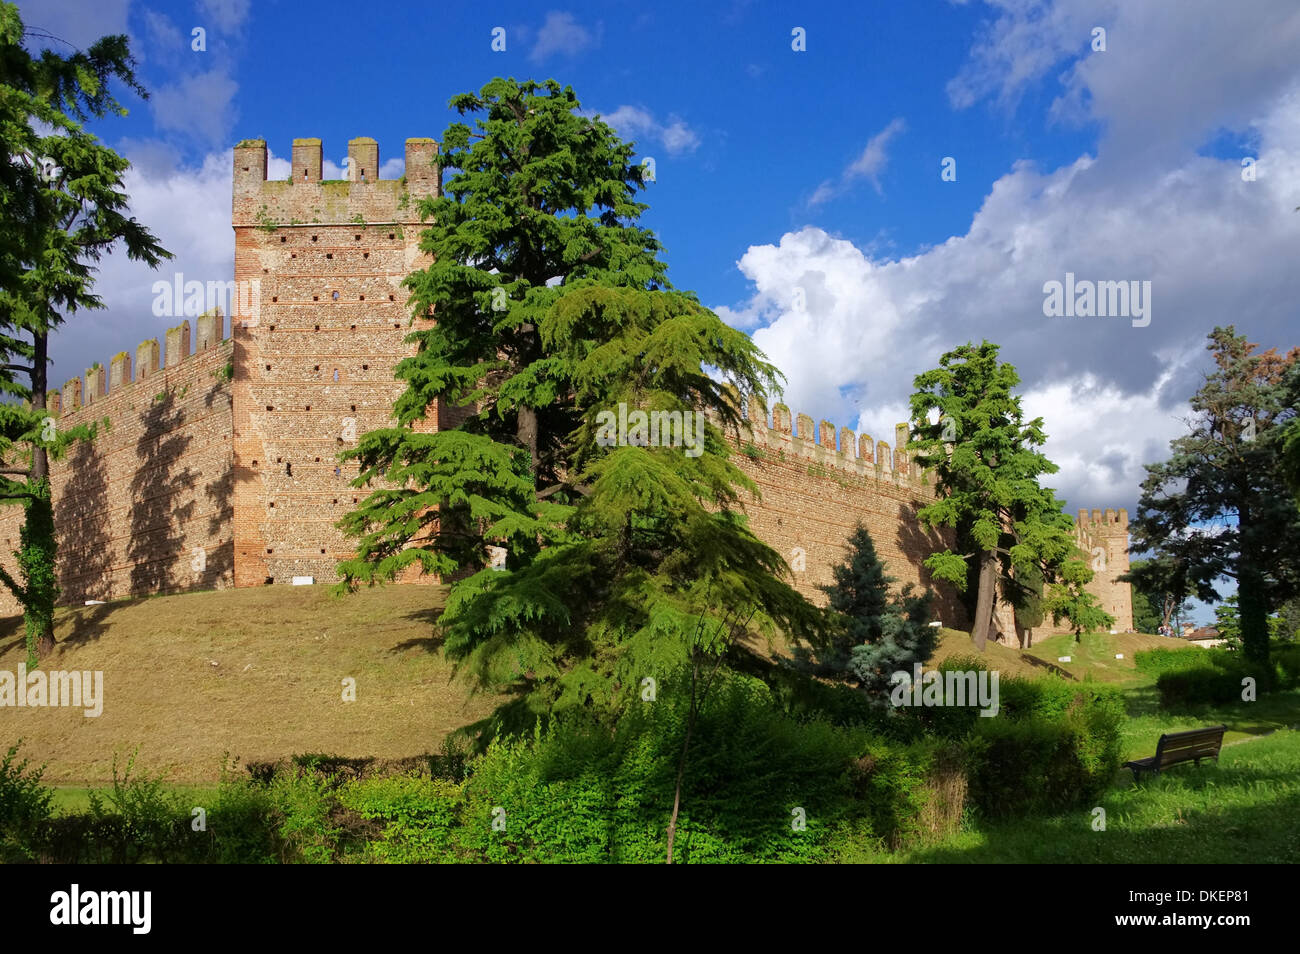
xmin=720 ymin=63 xmax=1300 ymax=515
xmin=48 ymin=146 xmax=236 ymax=388
xmin=599 ymin=105 xmax=701 ymax=156
xmin=150 ymin=68 xmax=240 ymax=148
xmin=530 ymin=11 xmax=599 ymax=62
xmin=196 ymin=0 xmax=252 ymax=34
xmin=949 ymin=0 xmax=1300 ymax=161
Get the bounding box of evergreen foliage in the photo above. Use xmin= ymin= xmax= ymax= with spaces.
xmin=336 ymin=78 xmax=821 ymax=728
xmin=0 ymin=3 xmax=169 ymax=661
xmin=787 ymin=524 xmax=935 ymax=700
xmin=906 ymin=340 xmax=1112 ymax=648
xmin=1129 ymin=326 xmax=1300 ymax=669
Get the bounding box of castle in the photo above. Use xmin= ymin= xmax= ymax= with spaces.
xmin=0 ymin=136 xmax=1132 ymax=645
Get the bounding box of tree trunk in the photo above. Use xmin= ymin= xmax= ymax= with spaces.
xmin=1237 ymin=498 xmax=1270 ymax=674
xmin=969 ymin=549 xmax=997 ymax=652
xmin=29 ymin=330 xmax=56 ymax=658
xmin=516 ymin=404 xmax=539 ymax=475
xmin=1238 ymin=561 xmax=1270 ymax=673
xmin=1161 ymin=593 xmax=1176 ymax=629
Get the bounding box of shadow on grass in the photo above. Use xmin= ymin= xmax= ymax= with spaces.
xmin=0 ymin=595 xmax=149 ymax=656
xmin=58 ymin=597 xmax=151 ymax=648
xmin=392 ymin=605 xmax=447 ymax=654
xmin=1018 ymin=653 xmax=1076 ymax=679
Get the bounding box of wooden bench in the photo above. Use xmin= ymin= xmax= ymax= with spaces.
xmin=1124 ymin=725 xmax=1226 ymax=781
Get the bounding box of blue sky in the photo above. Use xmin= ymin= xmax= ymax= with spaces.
xmin=17 ymin=0 xmax=1300 ymax=621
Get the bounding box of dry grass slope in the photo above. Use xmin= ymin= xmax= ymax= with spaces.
xmin=0 ymin=585 xmax=494 ymax=785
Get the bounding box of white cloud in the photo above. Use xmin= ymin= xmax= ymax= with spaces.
xmin=530 ymin=11 xmax=599 ymax=62
xmin=846 ymin=118 xmax=907 ymax=189
xmin=720 ymin=0 xmax=1300 ymax=515
xmin=15 ymin=0 xmax=130 ymax=50
xmin=809 ymin=118 xmax=906 ymax=206
xmin=150 ymin=69 xmax=239 ymax=148
xmin=49 ymin=146 xmax=235 ymax=387
xmin=721 ymin=81 xmax=1300 ymax=513
xmin=196 ymin=0 xmax=252 ymax=33
xmin=599 ymin=105 xmax=701 ymax=156
xmin=949 ymin=0 xmax=1300 ymax=159
xmin=140 ymin=9 xmax=183 ymax=52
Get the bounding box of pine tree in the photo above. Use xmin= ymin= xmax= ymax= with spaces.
xmin=1131 ymin=326 xmax=1300 ymax=669
xmin=0 ymin=4 xmax=169 ymax=662
xmin=907 ymin=341 xmax=1112 ymax=650
xmin=788 ymin=525 xmax=935 ymax=699
xmin=336 ymin=78 xmax=822 ymax=729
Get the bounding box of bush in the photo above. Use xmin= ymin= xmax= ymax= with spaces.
xmin=1135 ymin=646 xmax=1212 ymax=678
xmin=1156 ymin=666 xmax=1247 ymax=709
xmin=337 ymin=775 xmax=464 ymax=863
xmin=0 ymin=741 xmax=54 ymax=862
xmin=200 ymin=762 xmax=282 ymax=864
xmin=962 ymin=686 xmax=1123 ymax=819
xmin=456 ymin=673 xmax=875 ymax=863
xmin=265 ymin=767 xmax=342 ymax=863
xmin=879 ymin=660 xmax=1124 ymax=820
xmin=81 ymin=751 xmax=189 ymax=863
xmin=1272 ymin=642 xmax=1300 ymax=690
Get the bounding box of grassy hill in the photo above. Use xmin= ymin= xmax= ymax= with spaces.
xmin=0 ymin=585 xmax=1274 ymax=786
xmin=0 ymin=585 xmax=495 ymax=785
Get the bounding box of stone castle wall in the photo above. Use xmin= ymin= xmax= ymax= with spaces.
xmin=229 ymin=136 xmax=441 ymax=586
xmin=0 ymin=134 xmax=1132 ymax=645
xmin=0 ymin=315 xmax=235 ymax=615
xmin=730 ymin=398 xmax=968 ymax=626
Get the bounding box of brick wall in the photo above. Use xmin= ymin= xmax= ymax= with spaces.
xmin=0 ymin=317 xmax=235 ymax=616
xmin=229 ymin=136 xmax=439 ymax=585
xmin=731 ymin=395 xmax=968 ymax=628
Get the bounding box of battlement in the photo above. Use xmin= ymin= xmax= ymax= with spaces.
xmin=55 ymin=310 xmax=231 ymax=415
xmin=232 ymin=136 xmax=440 ymax=227
xmin=739 ymin=393 xmax=930 ymax=492
xmin=1077 ymin=507 xmax=1129 ymax=530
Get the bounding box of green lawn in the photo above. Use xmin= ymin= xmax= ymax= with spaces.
xmin=1022 ymin=629 xmax=1190 ymax=686
xmin=850 ymin=727 xmax=1300 ymax=863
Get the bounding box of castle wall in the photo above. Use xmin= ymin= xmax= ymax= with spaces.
xmin=0 ymin=318 xmax=235 ymax=616
xmin=732 ymin=396 xmax=967 ymax=626
xmin=229 ymin=137 xmax=440 ymax=585
xmin=1073 ymin=508 xmax=1133 ymax=631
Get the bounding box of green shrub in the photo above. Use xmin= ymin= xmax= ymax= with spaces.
xmin=201 ymin=766 xmax=281 ymax=864
xmin=1156 ymin=666 xmax=1246 ymax=709
xmin=0 ymin=741 xmax=54 ymax=862
xmin=457 ymin=673 xmax=889 ymax=863
xmin=83 ymin=751 xmax=189 ymax=863
xmin=1141 ymin=643 xmax=1288 ymax=707
xmin=1271 ymin=643 xmax=1300 ymax=690
xmin=337 ymin=775 xmax=464 ymax=863
xmin=1135 ymin=646 xmax=1212 ymax=677
xmin=266 ymin=768 xmax=341 ymax=863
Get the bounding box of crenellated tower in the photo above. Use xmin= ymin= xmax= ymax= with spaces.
xmin=1074 ymin=508 xmax=1134 ymax=632
xmin=229 ymin=136 xmax=441 ymax=586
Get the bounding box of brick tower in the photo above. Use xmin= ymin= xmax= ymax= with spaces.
xmin=229 ymin=136 xmax=440 ymax=586
xmin=1076 ymin=508 xmax=1134 ymax=631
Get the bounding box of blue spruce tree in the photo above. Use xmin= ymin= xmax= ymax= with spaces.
xmin=791 ymin=524 xmax=936 ymax=700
